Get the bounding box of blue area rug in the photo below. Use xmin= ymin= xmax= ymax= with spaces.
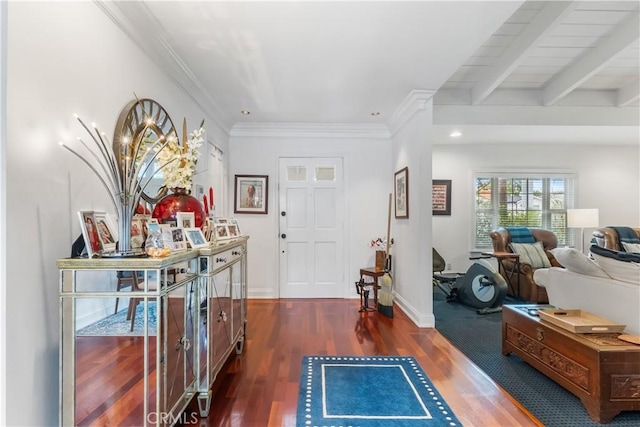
xmin=77 ymin=302 xmax=157 ymax=336
xmin=297 ymin=356 xmax=461 ymax=427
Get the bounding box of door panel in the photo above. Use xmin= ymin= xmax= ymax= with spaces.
xmin=279 ymin=157 xmax=344 ymax=298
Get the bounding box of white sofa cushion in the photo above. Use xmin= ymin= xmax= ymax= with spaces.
xmin=591 ymin=252 xmax=640 ymax=285
xmin=550 ymin=247 xmax=610 ymax=278
xmin=536 ymin=267 xmax=640 ymax=335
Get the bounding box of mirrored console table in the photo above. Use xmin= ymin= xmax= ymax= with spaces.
xmin=58 ymin=236 xmax=248 ymax=427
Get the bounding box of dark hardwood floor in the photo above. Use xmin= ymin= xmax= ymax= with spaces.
xmin=74 ymin=298 xmax=541 ymax=426
xmin=186 ymin=299 xmax=541 ymax=427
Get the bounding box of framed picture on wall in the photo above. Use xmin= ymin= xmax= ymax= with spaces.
xmin=234 ymin=175 xmax=269 ymax=214
xmin=432 ymin=179 xmax=452 ymax=216
xmin=394 ymin=167 xmax=409 ymax=219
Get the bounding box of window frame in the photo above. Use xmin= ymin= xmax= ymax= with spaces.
xmin=472 ymin=169 xmax=577 ymax=249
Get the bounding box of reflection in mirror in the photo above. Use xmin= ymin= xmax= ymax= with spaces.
xmin=114 ymin=98 xmax=179 ymax=205
xmin=108 ymin=98 xmax=180 ymax=253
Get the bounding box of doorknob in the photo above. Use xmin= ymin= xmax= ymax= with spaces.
xmin=281 ymin=233 xmax=287 ymax=239
xmin=281 ymin=211 xmax=286 ymax=216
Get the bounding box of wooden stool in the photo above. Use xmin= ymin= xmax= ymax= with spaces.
xmin=359 ymin=267 xmax=385 ymax=309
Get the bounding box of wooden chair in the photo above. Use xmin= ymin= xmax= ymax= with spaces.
xmin=114 ymin=271 xmax=139 ymax=314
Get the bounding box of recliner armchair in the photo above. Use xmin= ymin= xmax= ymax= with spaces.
xmin=592 ymin=227 xmax=640 ymax=251
xmin=489 ymin=228 xmax=562 ymax=303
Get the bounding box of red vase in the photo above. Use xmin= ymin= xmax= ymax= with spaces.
xmin=152 ymin=187 xmax=205 ymax=228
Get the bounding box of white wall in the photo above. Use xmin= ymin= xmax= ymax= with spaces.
xmin=228 ymin=134 xmax=392 ymax=299
xmin=0 ymin=1 xmax=6 ymax=424
xmin=432 ymin=143 xmax=640 ymax=273
xmin=5 ymin=2 xmax=227 ymax=425
xmin=389 ymin=100 xmax=434 ymax=327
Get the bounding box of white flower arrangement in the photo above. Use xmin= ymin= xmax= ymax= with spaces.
xmin=156 ymin=127 xmax=204 ymax=190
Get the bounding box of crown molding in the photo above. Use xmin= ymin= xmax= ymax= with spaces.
xmin=230 ymin=122 xmax=391 ymax=139
xmin=94 ymin=0 xmax=233 ymax=135
xmin=387 ymin=89 xmax=436 ymax=136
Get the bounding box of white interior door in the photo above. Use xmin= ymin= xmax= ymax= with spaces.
xmin=279 ymin=157 xmax=344 ymax=298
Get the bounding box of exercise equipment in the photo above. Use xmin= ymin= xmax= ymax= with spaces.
xmin=433 ymin=249 xmax=508 ymax=315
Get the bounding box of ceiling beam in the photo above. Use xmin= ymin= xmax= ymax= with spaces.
xmin=617 ymin=80 xmax=640 ymax=107
xmin=471 ymin=1 xmax=576 ymax=106
xmin=543 ymin=13 xmax=640 ymax=106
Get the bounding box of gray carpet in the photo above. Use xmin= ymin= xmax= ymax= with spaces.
xmin=433 ymin=288 xmax=640 ymax=426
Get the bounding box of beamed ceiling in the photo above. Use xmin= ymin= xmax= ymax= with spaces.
xmin=98 ymin=1 xmax=639 ymax=145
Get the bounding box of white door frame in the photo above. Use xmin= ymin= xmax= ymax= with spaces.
xmin=277 ymin=156 xmax=348 ymax=298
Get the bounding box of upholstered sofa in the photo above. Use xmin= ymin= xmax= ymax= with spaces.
xmin=592 ymin=226 xmax=640 ymax=251
xmin=489 ymin=228 xmax=562 ymax=303
xmin=534 ymin=246 xmax=640 ymax=335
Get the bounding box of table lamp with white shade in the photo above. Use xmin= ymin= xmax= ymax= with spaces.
xmin=567 ymin=208 xmax=599 ymax=253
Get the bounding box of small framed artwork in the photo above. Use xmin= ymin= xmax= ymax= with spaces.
xmin=147 ymin=218 xmax=161 ymax=234
xmin=432 ymin=179 xmax=452 ymax=216
xmin=394 ymin=167 xmax=409 ymax=219
xmin=160 ymin=224 xmax=174 ymax=249
xmin=78 ymin=211 xmax=103 ymax=258
xmin=202 ymin=218 xmax=212 ymax=242
xmin=214 ymin=223 xmax=231 ymax=240
xmin=229 ymin=218 xmax=241 ymax=236
xmin=184 ymin=228 xmax=209 ymax=249
xmin=176 ymin=212 xmax=195 ymax=229
xmin=234 ymin=174 xmax=268 ymax=214
xmin=94 ymin=211 xmax=117 ymax=254
xmin=170 ymin=227 xmax=187 ymax=251
xmin=227 ymin=223 xmax=240 ymax=238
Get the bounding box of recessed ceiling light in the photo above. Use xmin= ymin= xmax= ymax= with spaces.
xmin=240 ymin=110 xmax=250 ymax=115
xmin=449 ymin=130 xmax=462 ymax=138
xmin=371 ymin=112 xmax=380 ymax=116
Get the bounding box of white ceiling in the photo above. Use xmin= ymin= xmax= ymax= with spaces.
xmin=99 ymin=0 xmax=640 ymax=144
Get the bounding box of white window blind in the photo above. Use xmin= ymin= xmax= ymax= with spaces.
xmin=474 ymin=172 xmax=576 ymax=248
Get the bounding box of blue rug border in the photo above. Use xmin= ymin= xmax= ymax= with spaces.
xmin=297 ymin=355 xmax=462 ymax=427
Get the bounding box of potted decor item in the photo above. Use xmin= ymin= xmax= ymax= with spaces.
xmin=152 ymin=121 xmax=206 ymax=227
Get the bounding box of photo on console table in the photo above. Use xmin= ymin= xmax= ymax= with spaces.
xmin=185 ymin=228 xmax=209 ymax=249
xmin=94 ymin=211 xmax=117 ymax=254
xmin=78 ymin=211 xmax=102 ymax=258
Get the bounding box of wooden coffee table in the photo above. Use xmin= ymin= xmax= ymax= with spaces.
xmin=502 ymin=304 xmax=640 ymax=423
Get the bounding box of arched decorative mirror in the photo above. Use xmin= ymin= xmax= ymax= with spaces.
xmin=113 ymin=98 xmax=178 ymax=204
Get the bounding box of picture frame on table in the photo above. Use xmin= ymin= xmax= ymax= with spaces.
xmin=213 ymin=223 xmax=231 ymax=240
xmin=93 ymin=211 xmax=117 ymax=254
xmin=234 ymin=174 xmax=268 ymax=214
xmin=78 ymin=211 xmax=103 ymax=258
xmin=184 ymin=228 xmax=209 ymax=249
xmin=159 ymin=224 xmax=186 ymax=251
xmin=176 ymin=212 xmax=195 ymax=229
xmin=170 ymin=227 xmax=187 ymax=251
xmin=432 ymin=179 xmax=452 ymax=216
xmin=132 ymin=214 xmax=151 ymax=249
xmin=202 ymin=218 xmax=212 ymax=242
xmin=147 ymin=218 xmax=160 ymax=234
xmin=394 ymin=167 xmax=409 ymax=219
xmin=229 ymin=218 xmax=241 ymax=236
xmin=227 ymin=223 xmax=240 ymax=238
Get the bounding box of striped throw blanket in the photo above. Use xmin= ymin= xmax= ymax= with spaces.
xmin=505 ymin=226 xmax=535 ymax=243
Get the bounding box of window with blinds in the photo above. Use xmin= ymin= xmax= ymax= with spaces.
xmin=474 ymin=172 xmax=576 ymax=248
